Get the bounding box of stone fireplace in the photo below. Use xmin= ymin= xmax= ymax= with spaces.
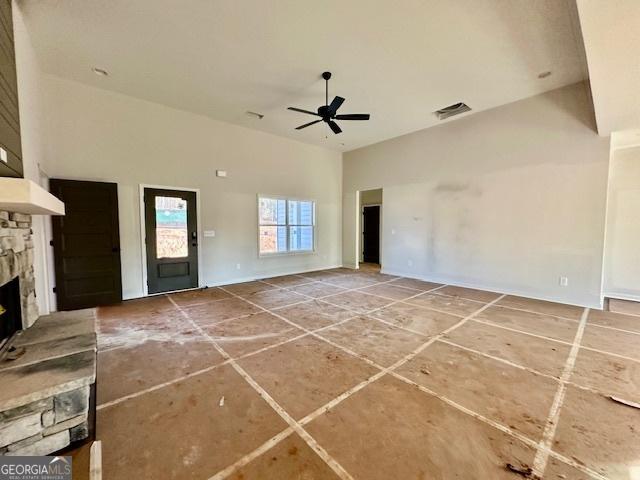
xmin=0 ymin=188 xmax=97 ymax=457
xmin=0 ymin=211 xmax=38 ymax=335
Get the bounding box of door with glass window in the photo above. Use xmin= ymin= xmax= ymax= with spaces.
xmin=144 ymin=188 xmax=198 ymax=294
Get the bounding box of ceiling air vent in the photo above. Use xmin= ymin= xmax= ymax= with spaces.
xmin=434 ymin=102 xmax=471 ymax=120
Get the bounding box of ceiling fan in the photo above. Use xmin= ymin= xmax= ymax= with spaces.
xmin=288 ymin=71 xmax=370 ymax=135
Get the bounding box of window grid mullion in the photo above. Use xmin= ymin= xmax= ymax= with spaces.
xmin=285 ymin=199 xmax=290 ymax=253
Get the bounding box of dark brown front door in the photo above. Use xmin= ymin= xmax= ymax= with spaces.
xmin=362 ymin=205 xmax=380 ymax=264
xmin=50 ymin=179 xmax=122 ymax=310
xmin=144 ymin=188 xmax=198 ymax=294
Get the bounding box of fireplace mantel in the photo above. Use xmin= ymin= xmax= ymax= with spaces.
xmin=0 ymin=178 xmax=65 ymax=215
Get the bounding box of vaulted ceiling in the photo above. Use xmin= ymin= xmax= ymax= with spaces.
xmin=20 ymin=0 xmax=588 ymax=151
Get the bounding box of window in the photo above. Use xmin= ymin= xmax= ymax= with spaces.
xmin=259 ymin=197 xmax=315 ymax=255
xmin=155 ymin=196 xmax=188 ymax=258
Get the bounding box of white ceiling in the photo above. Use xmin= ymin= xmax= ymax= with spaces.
xmin=20 ymin=0 xmax=588 ymax=152
xmin=577 ymin=0 xmax=640 ymax=136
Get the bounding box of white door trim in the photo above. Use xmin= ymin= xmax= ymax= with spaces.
xmin=361 ymin=203 xmax=382 ymax=264
xmin=138 ymin=184 xmax=203 ymax=296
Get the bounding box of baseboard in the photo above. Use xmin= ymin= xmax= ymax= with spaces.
xmin=604 ymin=292 xmax=640 ymax=303
xmin=118 ymin=264 xmax=343 ymax=302
xmin=202 ymin=263 xmax=342 ymax=289
xmin=380 ymin=268 xmax=603 ymax=310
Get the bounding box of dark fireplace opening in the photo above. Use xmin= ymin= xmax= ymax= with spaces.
xmin=0 ymin=276 xmax=22 ymax=348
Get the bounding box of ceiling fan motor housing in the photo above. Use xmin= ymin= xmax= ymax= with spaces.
xmin=318 ymin=105 xmax=330 ymax=120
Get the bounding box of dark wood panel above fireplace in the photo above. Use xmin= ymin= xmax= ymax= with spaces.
xmin=0 ymin=0 xmax=23 ymax=178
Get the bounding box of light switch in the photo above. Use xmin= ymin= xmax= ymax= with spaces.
xmin=204 ymin=230 xmax=216 ymax=237
xmin=216 ymin=170 xmax=227 ymax=178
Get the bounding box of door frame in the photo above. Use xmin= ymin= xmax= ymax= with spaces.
xmin=139 ymin=184 xmax=203 ymax=296
xmin=361 ymin=203 xmax=382 ymax=264
xmin=355 ymin=188 xmax=384 ymax=269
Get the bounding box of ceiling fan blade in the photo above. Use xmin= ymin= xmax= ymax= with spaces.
xmin=295 ymin=119 xmax=322 ymax=130
xmin=328 ymin=121 xmax=342 ymax=134
xmin=334 ymin=114 xmax=370 ymax=120
xmin=287 ymin=107 xmax=320 ymax=116
xmin=328 ymin=96 xmax=345 ymax=115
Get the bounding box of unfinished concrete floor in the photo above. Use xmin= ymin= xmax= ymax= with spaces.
xmin=94 ymin=267 xmax=639 ymax=479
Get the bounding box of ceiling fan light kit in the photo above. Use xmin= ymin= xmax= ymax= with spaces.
xmin=288 ymin=71 xmax=371 ymax=135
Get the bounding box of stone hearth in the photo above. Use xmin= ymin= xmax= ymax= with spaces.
xmin=0 ymin=309 xmax=96 ymax=455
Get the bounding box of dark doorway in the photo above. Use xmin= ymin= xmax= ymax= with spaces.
xmin=143 ymin=188 xmax=199 ymax=294
xmin=362 ymin=205 xmax=380 ymax=264
xmin=50 ymin=179 xmax=122 ymax=310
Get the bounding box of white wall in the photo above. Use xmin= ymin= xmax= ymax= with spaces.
xmin=12 ymin=2 xmax=52 ymax=315
xmin=41 ymin=76 xmax=342 ymax=301
xmin=342 ymin=192 xmax=358 ymax=269
xmin=603 ymin=145 xmax=640 ymax=301
xmin=344 ymin=82 xmax=610 ymax=308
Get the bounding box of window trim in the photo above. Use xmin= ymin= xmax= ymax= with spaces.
xmin=257 ymin=194 xmax=317 ymax=257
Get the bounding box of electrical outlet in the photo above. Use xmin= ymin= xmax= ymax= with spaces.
xmin=236 ymin=263 xmax=241 ymax=270
xmin=407 ymin=259 xmax=413 ymax=267
xmin=559 ymin=276 xmax=568 ymax=287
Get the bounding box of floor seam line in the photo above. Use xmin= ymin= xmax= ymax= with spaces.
xmin=303 ymin=312 xmax=607 ymax=480
xmin=94 ymin=272 xmax=621 ymax=480
xmin=207 ymin=428 xmax=295 ymax=480
xmin=584 ymin=321 xmax=640 ymax=336
xmin=298 ymin=294 xmax=505 ymax=426
xmin=386 ymin=369 xmax=608 ymax=480
xmin=436 ymin=338 xmax=561 ymax=379
xmin=96 ymin=312 xmax=361 ymax=410
xmin=531 ymin=307 xmax=590 ymax=477
xmin=292 ymin=291 xmax=606 ymax=480
xmin=471 ymin=318 xmax=575 ymax=345
xmin=171 ymin=291 xmax=356 ymax=480
xmin=468 ymin=316 xmax=639 ymax=363
xmin=467 ymin=302 xmax=583 ymax=323
xmin=576 ymin=344 xmax=640 ymax=363
xmin=436 ymin=338 xmax=611 ymax=398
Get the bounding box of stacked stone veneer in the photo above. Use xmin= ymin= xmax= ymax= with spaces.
xmin=0 ymin=386 xmax=90 ymax=455
xmin=0 ymin=210 xmax=38 ymax=328
xmin=0 ymin=307 xmax=96 ymax=455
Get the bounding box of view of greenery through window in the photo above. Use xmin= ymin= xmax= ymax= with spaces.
xmin=259 ymin=197 xmax=314 ymax=254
